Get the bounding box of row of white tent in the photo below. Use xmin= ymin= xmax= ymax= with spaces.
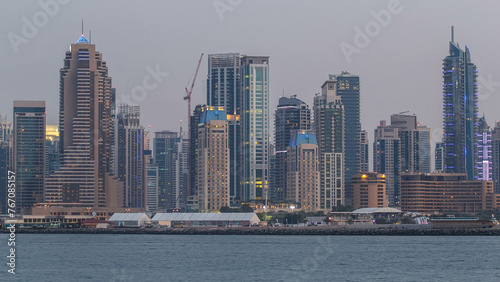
xmin=108 ymin=213 xmax=260 ymax=227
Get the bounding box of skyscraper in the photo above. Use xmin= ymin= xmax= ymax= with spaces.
xmin=442 ymin=27 xmax=479 ymax=180
xmin=153 ymin=130 xmax=179 ymax=210
xmin=435 ymin=142 xmax=445 ymax=173
xmin=359 ymin=130 xmax=369 ymax=172
xmin=0 ymin=114 xmax=12 ymax=142
xmin=45 ymin=125 xmax=60 ymax=178
xmin=0 ymin=142 xmax=9 ymax=214
xmin=13 ymin=101 xmax=46 ymax=213
xmin=314 ymin=79 xmax=345 ymax=210
xmin=373 ymin=120 xmax=400 ymax=206
xmin=240 ymin=56 xmax=270 ymax=202
xmin=390 ymin=114 xmax=431 ymax=174
xmin=197 ymin=106 xmax=230 ymax=212
xmin=45 ymin=35 xmax=123 ymax=208
xmin=115 ymin=104 xmax=145 ymax=208
xmin=207 ymin=54 xmax=241 ymax=203
xmin=273 ymin=96 xmax=311 ymax=202
xmin=189 ymin=105 xmax=204 ymax=198
xmin=286 ymin=130 xmax=320 ymax=211
xmin=328 ymin=72 xmax=361 ymax=205
xmin=477 ymin=116 xmax=492 ymax=181
xmin=491 ymin=122 xmax=500 ymax=193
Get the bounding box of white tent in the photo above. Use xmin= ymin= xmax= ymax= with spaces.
xmin=108 ymin=213 xmax=151 ymax=227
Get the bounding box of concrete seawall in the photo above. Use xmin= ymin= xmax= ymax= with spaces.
xmin=3 ymin=226 xmax=500 ymax=236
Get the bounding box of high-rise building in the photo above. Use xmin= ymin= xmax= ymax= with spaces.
xmin=207 ymin=54 xmax=242 ymax=203
xmin=13 ymin=101 xmax=46 ymax=213
xmin=145 ymin=161 xmax=159 ymax=212
xmin=477 ymin=116 xmax=492 ymax=181
xmin=115 ymin=104 xmax=145 ymax=208
xmin=328 ymin=72 xmax=361 ymax=205
xmin=0 ymin=114 xmax=13 ymax=214
xmin=240 ymin=56 xmax=270 ymax=202
xmin=153 ymin=130 xmax=179 ymax=210
xmin=314 ymin=79 xmax=345 ymax=210
xmin=177 ymin=130 xmax=189 ymax=211
xmin=442 ymin=27 xmax=478 ymax=180
xmin=286 ymin=130 xmax=319 ymax=211
xmin=45 ymin=125 xmax=60 ymax=178
xmin=0 ymin=114 xmax=12 ymax=142
xmin=390 ymin=114 xmax=431 ymax=174
xmin=189 ymin=105 xmax=204 ymax=197
xmin=351 ymin=172 xmax=387 ymax=210
xmin=491 ymin=122 xmax=500 ymax=193
xmin=373 ymin=120 xmax=400 ymax=206
xmin=0 ymin=141 xmax=10 ymax=214
xmin=45 ymin=35 xmax=123 ymax=208
xmin=273 ymin=96 xmax=311 ymax=202
xmin=359 ymin=130 xmax=369 ymax=172
xmin=197 ymin=106 xmax=230 ymax=212
xmin=435 ymin=142 xmax=445 ymax=173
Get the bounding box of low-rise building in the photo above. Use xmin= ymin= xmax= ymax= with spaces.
xmin=401 ymin=173 xmax=499 ymax=213
xmin=351 ymin=172 xmax=386 ymax=209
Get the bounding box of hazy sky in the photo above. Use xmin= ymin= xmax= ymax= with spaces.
xmin=2 ymin=0 xmax=500 ymax=157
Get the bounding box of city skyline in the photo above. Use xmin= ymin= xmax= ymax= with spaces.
xmin=2 ymin=1 xmax=500 ymax=162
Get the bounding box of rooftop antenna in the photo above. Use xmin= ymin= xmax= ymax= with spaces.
xmin=81 ymin=19 xmax=84 ymax=35
xmin=451 ymin=26 xmax=454 ymax=42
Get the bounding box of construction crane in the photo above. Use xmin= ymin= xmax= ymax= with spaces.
xmin=184 ymin=53 xmax=204 ymax=125
xmin=184 ymin=53 xmax=203 ymax=200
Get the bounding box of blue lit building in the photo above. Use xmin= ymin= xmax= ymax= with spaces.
xmin=442 ymin=27 xmax=479 ymax=180
xmin=286 ymin=130 xmax=320 ymax=211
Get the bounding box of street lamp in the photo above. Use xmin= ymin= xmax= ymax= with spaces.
xmin=290 ymin=205 xmax=295 ymax=226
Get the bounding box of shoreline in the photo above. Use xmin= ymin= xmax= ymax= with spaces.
xmin=2 ymin=226 xmax=500 ymax=236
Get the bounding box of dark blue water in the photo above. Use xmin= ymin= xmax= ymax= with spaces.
xmin=0 ymin=234 xmax=499 ymax=281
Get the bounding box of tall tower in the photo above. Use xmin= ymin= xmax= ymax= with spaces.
xmin=491 ymin=122 xmax=500 ymax=193
xmin=13 ymin=101 xmax=46 ymax=213
xmin=240 ymin=56 xmax=270 ymax=202
xmin=391 ymin=114 xmax=431 ymax=174
xmin=478 ymin=116 xmax=492 ymax=181
xmin=359 ymin=130 xmax=369 ymax=172
xmin=273 ymin=96 xmax=311 ymax=202
xmin=189 ymin=105 xmax=204 ymax=198
xmin=207 ymin=54 xmax=242 ymax=203
xmin=0 ymin=114 xmax=12 ymax=214
xmin=442 ymin=27 xmax=478 ymax=179
xmin=45 ymin=35 xmax=123 ymax=208
xmin=197 ymin=106 xmax=230 ymax=212
xmin=153 ymin=130 xmax=179 ymax=210
xmin=286 ymin=130 xmax=320 ymax=211
xmin=314 ymin=79 xmax=345 ymax=210
xmin=115 ymin=104 xmax=145 ymax=208
xmin=373 ymin=120 xmax=400 ymax=206
xmin=328 ymin=72 xmax=361 ymax=205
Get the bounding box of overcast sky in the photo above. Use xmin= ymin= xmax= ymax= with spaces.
xmin=2 ymin=0 xmax=500 ymax=162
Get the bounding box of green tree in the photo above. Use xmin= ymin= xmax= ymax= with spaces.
xmin=241 ymin=204 xmax=254 ymax=212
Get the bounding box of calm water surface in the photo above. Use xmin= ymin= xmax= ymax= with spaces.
xmin=0 ymin=234 xmax=499 ymax=281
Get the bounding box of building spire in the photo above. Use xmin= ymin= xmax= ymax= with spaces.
xmin=451 ymin=26 xmax=454 ymax=42
xmin=81 ymin=19 xmax=84 ymax=35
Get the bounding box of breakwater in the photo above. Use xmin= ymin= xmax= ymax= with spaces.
xmin=3 ymin=226 xmax=500 ymax=236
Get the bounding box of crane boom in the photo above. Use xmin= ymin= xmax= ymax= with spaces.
xmin=184 ymin=53 xmax=203 ymax=201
